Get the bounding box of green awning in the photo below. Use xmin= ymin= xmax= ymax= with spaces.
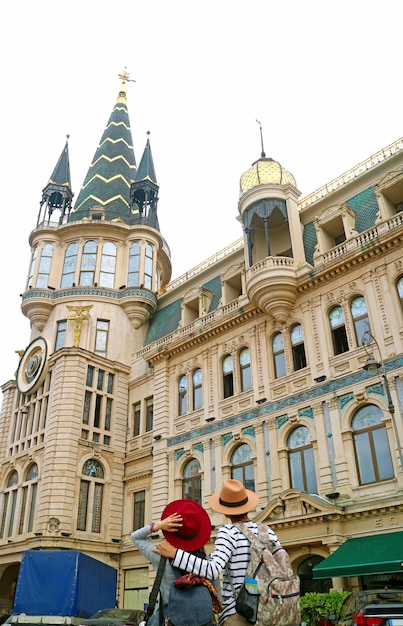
xmin=313 ymin=531 xmax=403 ymax=579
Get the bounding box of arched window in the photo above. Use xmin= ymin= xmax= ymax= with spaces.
xmin=18 ymin=463 xmax=38 ymax=534
xmin=231 ymin=443 xmax=255 ymax=491
xmin=239 ymin=348 xmax=252 ymax=391
xmin=178 ymin=375 xmax=187 ymax=416
xmin=288 ymin=426 xmax=317 ymax=493
xmin=397 ymin=276 xmax=403 ymax=311
xmin=298 ymin=556 xmax=331 ymax=595
xmin=192 ymin=369 xmax=202 ymax=411
xmin=0 ymin=470 xmax=19 ymax=539
xmin=352 ymin=405 xmax=394 ymax=485
xmin=99 ymin=242 xmax=117 ymax=288
xmin=61 ymin=242 xmax=78 ymax=288
xmin=329 ymin=305 xmax=348 ymax=355
xmin=36 ymin=243 xmax=54 ymax=288
xmin=182 ymin=459 xmax=202 ymax=504
xmin=128 ymin=242 xmax=141 ymax=287
xmin=79 ymin=240 xmax=98 ymax=286
xmin=273 ymin=333 xmax=286 ymax=378
xmin=351 ymin=296 xmax=370 ymax=346
xmin=27 ymin=246 xmax=38 ymax=289
xmin=144 ymin=243 xmax=153 ymax=289
xmin=291 ymin=324 xmax=307 ymax=370
xmin=77 ymin=459 xmax=104 ymax=533
xmin=222 ymin=355 xmax=234 ymax=398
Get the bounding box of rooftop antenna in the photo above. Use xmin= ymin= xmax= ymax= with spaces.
xmin=256 ymin=119 xmax=266 ymax=158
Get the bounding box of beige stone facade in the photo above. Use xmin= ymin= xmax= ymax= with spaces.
xmin=1 ymin=102 xmax=403 ymax=612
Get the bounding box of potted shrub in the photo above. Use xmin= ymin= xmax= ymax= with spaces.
xmin=300 ymin=591 xmax=351 ymax=626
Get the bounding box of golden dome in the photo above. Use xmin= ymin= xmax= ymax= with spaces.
xmin=240 ymin=157 xmax=296 ymax=193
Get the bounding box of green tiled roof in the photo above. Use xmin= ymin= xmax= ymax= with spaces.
xmin=203 ymin=276 xmax=222 ymax=309
xmin=145 ymin=299 xmax=182 ymax=345
xmin=302 ymin=222 xmax=317 ymax=266
xmin=69 ymin=80 xmax=136 ymax=223
xmin=346 ymin=187 xmax=378 ymax=231
xmin=145 ymin=276 xmax=223 ymax=346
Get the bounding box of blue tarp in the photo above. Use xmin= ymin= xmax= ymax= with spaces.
xmin=13 ymin=550 xmax=117 ymax=618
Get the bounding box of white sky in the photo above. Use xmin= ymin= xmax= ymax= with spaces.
xmin=1 ymin=0 xmax=402 ymax=393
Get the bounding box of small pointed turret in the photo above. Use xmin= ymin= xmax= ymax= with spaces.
xmin=130 ymin=132 xmax=160 ymax=230
xmin=70 ymin=69 xmax=137 ymax=223
xmin=37 ymin=136 xmax=73 ymax=225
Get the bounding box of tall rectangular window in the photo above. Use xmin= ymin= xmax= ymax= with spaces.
xmin=82 ymin=365 xmax=114 ymax=445
xmin=55 ymin=320 xmax=67 ymax=351
xmin=124 ymin=568 xmax=149 ymax=612
xmin=133 ymin=402 xmax=141 ymax=436
xmin=145 ymin=397 xmax=153 ymax=432
xmin=95 ymin=320 xmax=109 ymax=357
xmin=133 ymin=491 xmax=145 ymax=530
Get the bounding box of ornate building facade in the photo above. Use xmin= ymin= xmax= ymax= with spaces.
xmin=1 ymin=72 xmax=403 ymax=612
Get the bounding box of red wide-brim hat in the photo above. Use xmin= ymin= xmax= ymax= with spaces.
xmin=161 ymin=499 xmax=212 ymax=551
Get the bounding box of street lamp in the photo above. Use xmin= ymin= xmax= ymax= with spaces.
xmin=362 ymin=330 xmax=403 ymax=470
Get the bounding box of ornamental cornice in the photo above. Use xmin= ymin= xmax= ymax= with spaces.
xmin=21 ymin=285 xmax=157 ymax=305
xmin=297 ymin=216 xmax=403 ymax=293
xmin=124 ymin=469 xmax=153 ymax=483
xmin=144 ymin=307 xmax=261 ymax=365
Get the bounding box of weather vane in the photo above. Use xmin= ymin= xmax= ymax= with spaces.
xmin=118 ymin=67 xmax=136 ymax=85
xmin=256 ymin=119 xmax=266 ymax=158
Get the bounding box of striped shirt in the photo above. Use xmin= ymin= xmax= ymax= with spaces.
xmin=172 ymin=521 xmax=280 ymax=624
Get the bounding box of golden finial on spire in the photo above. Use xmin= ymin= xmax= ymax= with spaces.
xmin=118 ymin=67 xmax=135 ymax=87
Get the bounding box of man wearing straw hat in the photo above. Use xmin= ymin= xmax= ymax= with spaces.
xmin=155 ymin=479 xmax=280 ymax=626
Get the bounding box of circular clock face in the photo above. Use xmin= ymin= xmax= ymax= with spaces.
xmin=17 ymin=337 xmax=50 ymax=394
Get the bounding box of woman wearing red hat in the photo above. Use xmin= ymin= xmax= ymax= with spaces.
xmin=131 ymin=499 xmax=213 ymax=624
xmin=155 ymin=480 xmax=280 ymax=626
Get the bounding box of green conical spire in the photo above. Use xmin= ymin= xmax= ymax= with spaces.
xmin=70 ymin=70 xmax=137 ymax=223
xmin=135 ymin=133 xmax=157 ymax=184
xmin=130 ymin=133 xmax=160 ymax=230
xmin=38 ymin=136 xmax=73 ymax=225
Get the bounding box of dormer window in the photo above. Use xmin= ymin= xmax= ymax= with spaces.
xmin=374 ymin=168 xmax=403 ymax=220
xmin=221 ymin=264 xmax=244 ymax=305
xmin=90 ymin=206 xmax=105 ymax=220
xmin=314 ymin=204 xmax=356 ymax=256
xmin=181 ymin=287 xmax=213 ymax=326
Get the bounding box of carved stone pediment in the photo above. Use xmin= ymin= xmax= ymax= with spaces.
xmin=221 ymin=263 xmax=244 ymax=281
xmin=375 ymin=167 xmax=403 ymax=192
xmin=257 ymin=488 xmax=337 ymax=523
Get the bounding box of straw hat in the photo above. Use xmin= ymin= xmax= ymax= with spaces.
xmin=208 ymin=479 xmax=259 ymax=515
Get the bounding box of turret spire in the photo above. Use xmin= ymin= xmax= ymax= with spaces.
xmin=70 ymin=69 xmax=137 ymax=223
xmin=37 ymin=135 xmax=73 ymax=226
xmin=130 ymin=132 xmax=160 ymax=230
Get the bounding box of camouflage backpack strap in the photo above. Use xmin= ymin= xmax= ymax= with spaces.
xmin=236 ymin=522 xmax=274 ymax=550
xmin=235 ymin=523 xmax=269 ymax=578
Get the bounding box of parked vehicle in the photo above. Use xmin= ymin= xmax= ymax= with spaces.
xmin=11 ymin=550 xmax=118 ymax=626
xmin=336 ymin=589 xmax=403 ymax=626
xmin=78 ymin=609 xmax=145 ymax=626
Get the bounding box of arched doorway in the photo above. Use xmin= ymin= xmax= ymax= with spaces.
xmin=299 ymin=556 xmax=331 ymax=595
xmin=0 ymin=563 xmax=19 ymax=614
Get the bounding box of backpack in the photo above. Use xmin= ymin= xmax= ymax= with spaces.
xmin=234 ymin=522 xmax=301 ymax=626
xmin=165 ymin=570 xmax=215 ymax=626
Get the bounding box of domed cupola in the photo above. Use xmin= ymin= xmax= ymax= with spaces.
xmin=240 ymin=156 xmax=297 ymax=194
xmin=240 ymin=123 xmax=305 ymax=324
